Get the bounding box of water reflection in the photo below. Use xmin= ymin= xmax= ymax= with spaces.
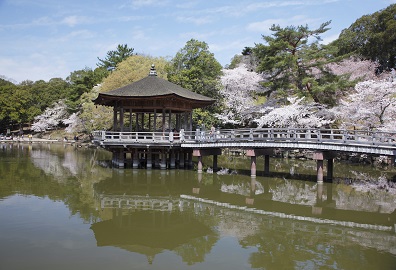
xmin=91 ymin=169 xmax=396 ymax=268
xmin=1 ymin=144 xmax=396 ymax=269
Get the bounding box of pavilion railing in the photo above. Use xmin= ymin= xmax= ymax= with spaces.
xmin=93 ymin=128 xmax=396 ymax=147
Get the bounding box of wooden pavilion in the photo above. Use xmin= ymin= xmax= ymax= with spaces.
xmin=93 ymin=65 xmax=215 ymax=169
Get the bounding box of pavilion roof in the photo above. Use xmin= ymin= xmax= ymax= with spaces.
xmin=93 ymin=65 xmax=215 ymax=109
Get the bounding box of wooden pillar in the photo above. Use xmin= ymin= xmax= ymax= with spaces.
xmin=250 ymin=156 xmax=257 ymax=178
xmin=154 ymin=109 xmax=157 ymax=131
xmin=197 ymin=155 xmax=203 ymax=173
xmin=170 ymin=150 xmax=175 ymax=169
xmin=129 ymin=109 xmax=133 ymax=131
xmin=213 ymin=155 xmax=218 ymax=172
xmin=162 ymin=109 xmax=166 ymax=133
xmin=264 ymin=155 xmax=270 ymax=175
xmin=135 ymin=113 xmax=139 ymax=131
xmin=132 ymin=150 xmax=139 ymax=168
xmin=169 ymin=110 xmax=172 ymax=131
xmin=327 ymin=158 xmax=334 ymax=182
xmin=317 ymin=160 xmax=324 ymax=183
xmin=313 ymin=152 xmax=324 ymax=183
xmin=146 ymin=150 xmax=152 ymax=169
xmin=120 ymin=107 xmax=124 ymax=132
xmin=160 ymin=150 xmax=167 ymax=170
xmin=188 ymin=151 xmax=193 ymax=168
xmin=179 ymin=151 xmax=185 ymax=168
xmin=113 ymin=107 xmax=118 ymax=131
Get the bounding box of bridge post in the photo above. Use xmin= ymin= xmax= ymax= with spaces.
xmin=264 ymin=155 xmax=270 ymax=175
xmin=146 ymin=150 xmax=152 ymax=169
xmin=133 ymin=151 xmax=139 ymax=168
xmin=327 ymin=158 xmax=334 ymax=182
xmin=160 ymin=150 xmax=167 ymax=170
xmin=213 ymin=155 xmax=218 ymax=172
xmin=179 ymin=151 xmax=185 ymax=168
xmin=197 ymin=156 xmax=203 ymax=173
xmin=313 ymin=152 xmax=324 ymax=183
xmin=170 ymin=150 xmax=176 ymax=169
xmin=250 ymin=156 xmax=257 ymax=178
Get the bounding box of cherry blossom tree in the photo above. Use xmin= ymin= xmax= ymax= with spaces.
xmin=31 ymin=100 xmax=69 ymax=132
xmin=63 ymin=84 xmax=112 ymax=134
xmin=216 ymin=65 xmax=264 ymax=126
xmin=332 ymin=80 xmax=396 ymax=131
xmin=254 ymin=97 xmax=334 ymax=128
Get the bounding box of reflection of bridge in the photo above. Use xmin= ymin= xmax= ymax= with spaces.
xmin=93 ymin=192 xmax=396 ymax=257
xmin=94 ymin=128 xmax=396 ymax=182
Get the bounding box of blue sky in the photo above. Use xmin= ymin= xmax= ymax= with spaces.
xmin=0 ymin=0 xmax=394 ymax=83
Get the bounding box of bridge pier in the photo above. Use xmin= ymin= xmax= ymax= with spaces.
xmin=193 ymin=148 xmax=222 ymax=173
xmin=246 ymin=149 xmax=273 ymax=177
xmin=312 ymin=151 xmax=337 ymax=183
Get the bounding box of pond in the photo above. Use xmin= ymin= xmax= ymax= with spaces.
xmin=0 ymin=143 xmax=395 ymax=270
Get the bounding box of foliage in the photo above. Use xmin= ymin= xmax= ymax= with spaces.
xmin=167 ymin=39 xmax=223 ymax=100
xmin=65 ymin=67 xmax=107 ymax=112
xmin=63 ymin=85 xmax=112 ymax=134
xmin=97 ymin=44 xmax=135 ymax=70
xmin=254 ymin=97 xmax=334 ymax=128
xmin=167 ymin=39 xmax=223 ymax=128
xmin=216 ymin=65 xmax=264 ymax=126
xmin=31 ymin=100 xmax=69 ymax=132
xmin=100 ymin=55 xmax=169 ymax=92
xmin=335 ymin=4 xmax=396 ymax=72
xmin=332 ymin=80 xmax=396 ymax=131
xmin=253 ymin=21 xmax=352 ymax=105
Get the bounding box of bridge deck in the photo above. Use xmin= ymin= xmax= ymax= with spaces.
xmin=93 ymin=128 xmax=396 ymax=156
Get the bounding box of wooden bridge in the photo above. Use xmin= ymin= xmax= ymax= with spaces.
xmin=93 ymin=128 xmax=396 ymax=182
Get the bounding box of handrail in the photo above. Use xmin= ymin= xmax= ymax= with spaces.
xmin=93 ymin=128 xmax=396 ymax=148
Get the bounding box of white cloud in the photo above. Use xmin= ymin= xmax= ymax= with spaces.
xmin=61 ymin=16 xmax=91 ymax=27
xmin=176 ymin=16 xmax=213 ymax=25
xmin=247 ymin=15 xmax=319 ymax=33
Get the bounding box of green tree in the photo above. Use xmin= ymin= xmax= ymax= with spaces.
xmin=335 ymin=4 xmax=396 ymax=72
xmin=97 ymin=44 xmax=135 ymax=70
xmin=253 ymin=21 xmax=352 ymax=105
xmin=65 ymin=67 xmax=107 ymax=112
xmin=167 ymin=39 xmax=223 ymax=127
xmin=101 ymin=55 xmax=169 ymax=92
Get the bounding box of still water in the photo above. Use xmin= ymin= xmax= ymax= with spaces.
xmin=0 ymin=143 xmax=395 ymax=270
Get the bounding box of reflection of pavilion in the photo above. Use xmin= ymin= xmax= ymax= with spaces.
xmin=91 ymin=174 xmax=217 ymax=264
xmin=91 ymin=205 xmax=213 ymax=264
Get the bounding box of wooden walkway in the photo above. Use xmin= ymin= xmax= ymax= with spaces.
xmin=93 ymin=128 xmax=396 ymax=156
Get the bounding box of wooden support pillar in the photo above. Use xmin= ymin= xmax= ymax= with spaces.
xmin=197 ymin=156 xmax=203 ymax=173
xmin=129 ymin=109 xmax=133 ymax=131
xmin=250 ymin=156 xmax=257 ymax=178
xmin=160 ymin=150 xmax=167 ymax=170
xmin=188 ymin=152 xmax=193 ymax=168
xmin=264 ymin=155 xmax=270 ymax=175
xmin=317 ymin=159 xmax=324 ymax=183
xmin=213 ymin=155 xmax=218 ymax=172
xmin=179 ymin=151 xmax=185 ymax=168
xmin=327 ymin=158 xmax=334 ymax=182
xmin=132 ymin=151 xmax=139 ymax=168
xmin=146 ymin=150 xmax=152 ymax=169
xmin=120 ymin=107 xmax=124 ymax=132
xmin=313 ymin=152 xmax=324 ymax=183
xmin=113 ymin=107 xmax=118 ymax=131
xmin=170 ymin=150 xmax=176 ymax=169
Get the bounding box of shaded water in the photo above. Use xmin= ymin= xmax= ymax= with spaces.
xmin=0 ymin=143 xmax=395 ymax=270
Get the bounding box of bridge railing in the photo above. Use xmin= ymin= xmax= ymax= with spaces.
xmin=182 ymin=128 xmax=396 ymax=147
xmin=93 ymin=128 xmax=396 ymax=147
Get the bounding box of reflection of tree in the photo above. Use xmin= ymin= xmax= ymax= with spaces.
xmin=0 ymin=144 xmax=111 ymax=223
xmin=175 ymin=235 xmax=218 ymax=265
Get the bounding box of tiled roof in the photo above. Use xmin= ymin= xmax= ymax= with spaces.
xmin=100 ymin=73 xmax=214 ymax=102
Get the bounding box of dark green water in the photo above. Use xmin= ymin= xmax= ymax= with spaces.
xmin=0 ymin=143 xmax=395 ymax=270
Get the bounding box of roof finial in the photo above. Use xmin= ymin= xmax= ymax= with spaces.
xmin=149 ymin=64 xmax=157 ymax=76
